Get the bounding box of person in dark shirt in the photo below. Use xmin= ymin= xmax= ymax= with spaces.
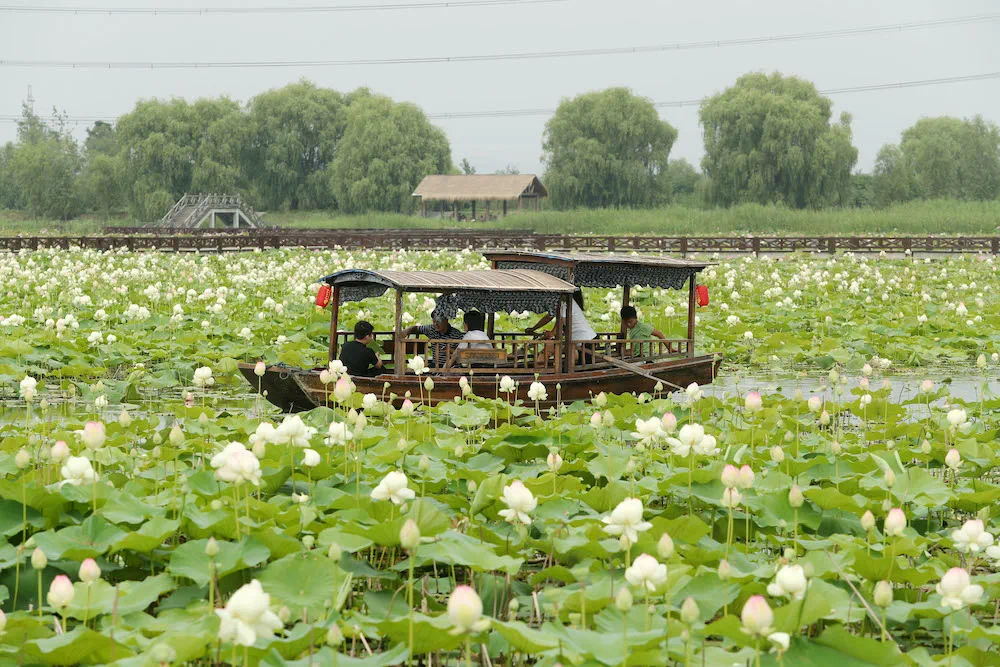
xmin=401 ymin=313 xmax=464 ymax=364
xmin=339 ymin=321 xmax=383 ymax=377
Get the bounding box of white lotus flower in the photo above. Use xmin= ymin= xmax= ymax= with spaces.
xmin=631 ymin=417 xmax=663 ymax=444
xmin=497 ymin=480 xmax=537 ymax=525
xmin=19 ymin=375 xmax=37 ymax=402
xmin=326 ymin=421 xmax=353 ymax=446
xmin=936 ymin=567 xmax=984 ymax=611
xmin=370 ymin=471 xmax=415 ymax=505
xmin=216 ymin=580 xmax=283 ymax=646
xmin=407 ymin=356 xmax=428 ymax=376
xmin=625 ymin=553 xmax=667 ymax=592
xmin=499 ymin=376 xmax=516 ymax=394
xmin=884 ymin=508 xmax=907 ymax=536
xmin=273 ymin=415 xmax=316 ymax=448
xmin=362 ymin=393 xmax=378 ymax=410
xmin=302 ymin=449 xmax=321 ymax=468
xmin=766 ymin=564 xmax=808 ymax=600
xmin=447 ymin=585 xmax=490 ymax=634
xmin=665 ymin=423 xmax=705 ymax=457
xmin=193 ymin=366 xmax=215 ymax=388
xmin=210 ymin=442 xmax=262 ymax=486
xmin=527 ymin=382 xmax=547 ymax=402
xmin=693 ymin=433 xmax=719 ymax=456
xmin=602 ymin=497 xmax=652 ymax=548
xmin=740 ymin=595 xmax=773 ymax=637
xmin=60 ymin=456 xmax=97 ymax=486
xmin=946 ymin=408 xmax=967 ymax=428
xmin=951 ymin=519 xmax=994 ymax=554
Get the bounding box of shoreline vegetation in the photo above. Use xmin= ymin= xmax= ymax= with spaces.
xmin=2 ymin=199 xmax=999 ymax=237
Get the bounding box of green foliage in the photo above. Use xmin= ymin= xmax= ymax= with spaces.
xmin=245 ymin=80 xmax=351 ymax=211
xmin=9 ymin=106 xmax=81 ymax=219
xmin=331 ymin=93 xmax=452 ymax=214
xmin=873 ymin=116 xmax=1000 ymax=206
xmin=543 ymin=87 xmax=677 ymax=209
xmin=699 ymin=72 xmax=858 ymax=209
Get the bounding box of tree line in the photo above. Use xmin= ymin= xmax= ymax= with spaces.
xmin=0 ymin=74 xmax=998 ymax=220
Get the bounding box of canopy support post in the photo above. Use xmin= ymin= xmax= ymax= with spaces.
xmin=487 ymin=312 xmax=495 ymax=339
xmin=394 ymin=289 xmax=404 ymax=374
xmin=554 ymin=298 xmax=564 ymax=375
xmin=564 ymin=294 xmax=573 ymax=375
xmin=328 ymin=286 xmax=340 ymax=363
xmin=686 ymin=275 xmax=696 ymax=358
xmin=621 ymin=284 xmax=631 ymax=339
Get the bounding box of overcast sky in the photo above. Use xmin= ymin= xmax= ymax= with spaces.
xmin=2 ymin=0 xmax=998 ymax=175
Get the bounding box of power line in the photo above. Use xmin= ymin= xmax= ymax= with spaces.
xmin=0 ymin=0 xmax=564 ymax=14
xmin=3 ymin=70 xmax=997 ymax=125
xmin=1 ymin=13 xmax=996 ymax=69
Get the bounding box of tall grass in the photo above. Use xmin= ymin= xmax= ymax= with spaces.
xmin=3 ymin=199 xmax=1000 ymax=236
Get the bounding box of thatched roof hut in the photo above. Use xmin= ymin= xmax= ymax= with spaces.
xmin=412 ymin=174 xmax=547 ymax=218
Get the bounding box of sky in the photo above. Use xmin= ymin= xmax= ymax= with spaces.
xmin=1 ymin=0 xmax=998 ymax=176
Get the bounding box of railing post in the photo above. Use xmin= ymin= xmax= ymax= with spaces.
xmin=751 ymin=237 xmax=761 ymax=255
xmin=992 ymin=237 xmax=999 ymax=255
xmin=679 ymin=237 xmax=688 ymax=256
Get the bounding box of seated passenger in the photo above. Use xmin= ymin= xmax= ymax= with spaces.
xmin=525 ymin=289 xmax=597 ymax=343
xmin=339 ymin=321 xmax=384 ymax=378
xmin=620 ymin=305 xmax=666 ymax=357
xmin=402 ymin=312 xmax=464 ymax=364
xmin=444 ymin=310 xmax=491 ymax=369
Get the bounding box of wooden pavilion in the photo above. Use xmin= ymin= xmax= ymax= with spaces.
xmin=412 ymin=174 xmax=548 ymax=219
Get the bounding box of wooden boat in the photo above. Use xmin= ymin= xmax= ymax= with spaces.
xmin=241 ymin=252 xmax=721 ymax=412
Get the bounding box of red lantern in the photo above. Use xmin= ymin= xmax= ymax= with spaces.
xmin=315 ymin=284 xmax=332 ymax=308
xmin=696 ymin=284 xmax=709 ymax=307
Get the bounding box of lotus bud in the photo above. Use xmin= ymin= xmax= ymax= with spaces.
xmin=31 ymin=547 xmax=47 ymax=570
xmin=51 ymin=440 xmax=70 ymax=462
xmin=881 ymin=498 xmax=892 ymax=512
xmin=347 ymin=408 xmax=358 ymax=424
xmin=788 ymin=485 xmax=804 ymax=508
xmin=418 ymin=455 xmax=430 ymax=473
xmin=47 ymin=575 xmax=75 ymax=609
xmin=718 ymin=559 xmax=731 ymax=580
xmin=807 ymin=396 xmax=822 ymax=413
xmin=327 ymin=543 xmax=342 ymax=561
xmin=118 ymin=408 xmax=133 ymax=428
xmin=783 ymin=431 xmax=793 ymax=443
xmin=254 ymin=361 xmax=267 ymax=377
xmin=467 ymin=479 xmax=476 ymax=493
xmin=326 ymin=624 xmax=344 ymax=647
xmin=920 ymin=440 xmax=931 ymax=454
xmin=302 ymin=535 xmax=315 ymax=549
xmin=793 ymin=389 xmax=803 ymax=402
xmin=884 ymin=508 xmax=907 ymax=536
xmin=680 ymin=596 xmax=699 ymax=625
xmin=424 ymin=377 xmax=434 ymax=392
xmin=210 ymin=499 xmax=223 ymax=511
xmin=79 ymin=558 xmax=101 ymax=583
xmin=721 ymin=464 xmax=740 ymax=489
xmin=615 ymin=587 xmax=633 ymax=612
xmin=819 ymin=410 xmax=830 ymax=426
xmin=152 ymin=432 xmax=163 ymax=445
xmin=657 ymin=533 xmax=675 ymax=560
xmin=355 ymin=413 xmax=367 ymax=432
xmin=828 ymin=369 xmax=839 ymax=383
xmin=508 ymin=598 xmax=520 ymax=613
xmin=625 ymin=458 xmax=636 ymax=475
xmin=169 ymin=423 xmax=184 ymax=445
xmin=830 ymin=440 xmax=842 ymax=455
xmin=590 ymin=412 xmax=602 ymax=429
xmin=151 ymin=446 xmax=162 ymax=459
xmin=945 ymin=448 xmax=961 ymax=470
xmin=740 ymin=595 xmax=773 ymax=637
xmin=883 ymin=468 xmax=896 ymax=487
xmin=400 ymin=519 xmax=421 ymax=551
xmin=874 ymin=580 xmax=893 ymax=608
xmin=205 ymin=537 xmax=219 ymax=557
xmin=770 ymin=446 xmax=784 ymax=463
xmin=15 ymin=448 xmax=30 ymax=469
xmin=782 ymin=547 xmax=796 ymax=561
xmin=198 ymin=412 xmax=209 ymax=425
xmin=738 ymin=465 xmax=755 ymax=489
xmin=278 ymin=606 xmax=291 ymax=624
xmin=977 ymin=354 xmax=987 ymax=369
xmin=546 ymin=451 xmax=563 ymax=473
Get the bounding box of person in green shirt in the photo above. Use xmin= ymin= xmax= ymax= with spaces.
xmin=620 ymin=305 xmax=666 ymax=357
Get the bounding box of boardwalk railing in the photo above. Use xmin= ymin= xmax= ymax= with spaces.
xmin=3 ymin=232 xmax=1000 ymax=254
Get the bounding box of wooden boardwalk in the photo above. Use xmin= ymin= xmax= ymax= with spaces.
xmin=2 ymin=230 xmax=999 ymax=255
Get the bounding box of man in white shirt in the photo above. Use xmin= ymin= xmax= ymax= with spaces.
xmin=525 ymin=290 xmax=597 ymax=343
xmin=444 ymin=311 xmax=492 ymax=368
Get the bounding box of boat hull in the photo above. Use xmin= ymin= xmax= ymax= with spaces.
xmin=240 ymin=354 xmax=722 ymax=412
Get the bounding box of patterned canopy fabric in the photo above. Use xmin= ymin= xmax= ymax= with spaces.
xmin=494 ymin=260 xmax=696 ymax=290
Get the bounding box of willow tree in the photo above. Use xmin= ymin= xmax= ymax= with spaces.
xmin=699 ymin=72 xmax=857 ymax=208
xmin=331 ymin=93 xmax=451 ymax=213
xmin=542 ymin=87 xmax=676 ymax=209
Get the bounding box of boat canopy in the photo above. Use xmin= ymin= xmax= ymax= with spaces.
xmin=320 ymin=268 xmax=577 ymax=316
xmin=483 ymin=251 xmax=710 ymax=290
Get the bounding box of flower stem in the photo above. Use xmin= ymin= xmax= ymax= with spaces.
xmin=408 ymin=549 xmax=416 ymax=666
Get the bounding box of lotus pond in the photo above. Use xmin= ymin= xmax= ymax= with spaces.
xmin=0 ymin=248 xmax=999 ymax=666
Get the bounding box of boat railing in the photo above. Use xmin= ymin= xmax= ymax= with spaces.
xmin=416 ymin=338 xmax=562 ymax=375
xmin=573 ymin=337 xmax=691 ymax=370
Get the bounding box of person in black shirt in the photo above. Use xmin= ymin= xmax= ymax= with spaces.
xmin=402 ymin=313 xmax=464 ymax=364
xmin=339 ymin=321 xmax=383 ymax=377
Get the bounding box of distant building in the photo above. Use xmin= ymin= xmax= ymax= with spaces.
xmin=412 ymin=174 xmax=548 ymax=219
